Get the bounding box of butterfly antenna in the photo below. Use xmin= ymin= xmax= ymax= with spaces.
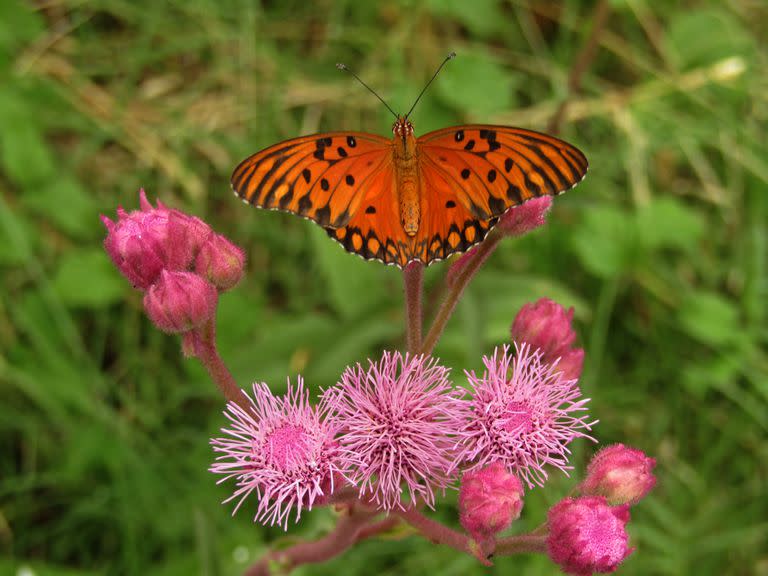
xmin=336 ymin=63 xmax=398 ymax=119
xmin=405 ymin=51 xmax=456 ymax=119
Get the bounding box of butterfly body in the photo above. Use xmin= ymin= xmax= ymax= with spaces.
xmin=232 ymin=119 xmax=587 ymax=267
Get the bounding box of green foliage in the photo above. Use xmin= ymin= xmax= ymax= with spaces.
xmin=1 ymin=1 xmax=766 ymax=575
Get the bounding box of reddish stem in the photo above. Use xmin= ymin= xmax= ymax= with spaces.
xmin=495 ymin=532 xmax=548 ymax=556
xmin=421 ymin=230 xmax=503 ymax=356
xmin=188 ymin=321 xmax=248 ymax=411
xmin=403 ymin=261 xmax=424 ymax=354
xmin=394 ymin=507 xmax=493 ymax=566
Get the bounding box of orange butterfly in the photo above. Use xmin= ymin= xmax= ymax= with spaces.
xmin=231 ymin=55 xmax=587 ymax=268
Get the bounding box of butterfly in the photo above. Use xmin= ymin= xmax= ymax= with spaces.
xmin=231 ymin=58 xmax=587 ymax=268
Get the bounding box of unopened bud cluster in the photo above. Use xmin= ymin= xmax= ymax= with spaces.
xmin=102 ymin=190 xmax=245 ymax=334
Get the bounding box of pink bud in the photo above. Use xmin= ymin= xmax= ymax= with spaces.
xmin=166 ymin=210 xmax=213 ymax=270
xmin=143 ymin=270 xmax=218 ymax=333
xmin=511 ymin=298 xmax=584 ymax=380
xmin=497 ymin=196 xmax=552 ymax=236
xmin=547 ymin=496 xmax=633 ymax=575
xmin=458 ymin=462 xmax=524 ymax=542
xmin=195 ymin=233 xmax=246 ymax=290
xmin=581 ymin=444 xmax=657 ymax=505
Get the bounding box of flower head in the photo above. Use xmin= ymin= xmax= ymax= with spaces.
xmin=581 ymin=444 xmax=657 ymax=505
xmin=450 ymin=343 xmax=595 ymax=488
xmin=458 ymin=462 xmax=524 ymax=542
xmin=323 ymin=352 xmax=465 ymax=511
xmin=143 ymin=270 xmax=218 ymax=333
xmin=210 ymin=378 xmax=341 ymax=529
xmin=497 ymin=196 xmax=553 ymax=236
xmin=547 ymin=496 xmax=633 ymax=574
xmin=511 ymin=298 xmax=584 ymax=381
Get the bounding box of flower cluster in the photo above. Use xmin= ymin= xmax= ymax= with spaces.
xmin=101 ymin=190 xmax=245 ymax=338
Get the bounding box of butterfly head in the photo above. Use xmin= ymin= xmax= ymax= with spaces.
xmin=392 ymin=116 xmax=414 ymax=138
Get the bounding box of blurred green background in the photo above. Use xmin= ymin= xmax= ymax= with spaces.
xmin=1 ymin=0 xmax=766 ymax=574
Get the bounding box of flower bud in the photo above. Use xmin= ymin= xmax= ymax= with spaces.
xmin=497 ymin=196 xmax=552 ymax=236
xmin=547 ymin=496 xmax=633 ymax=575
xmin=166 ymin=210 xmax=213 ymax=270
xmin=458 ymin=462 xmax=524 ymax=542
xmin=143 ymin=270 xmax=218 ymax=333
xmin=581 ymin=444 xmax=657 ymax=505
xmin=195 ymin=233 xmax=246 ymax=290
xmin=511 ymin=298 xmax=584 ymax=381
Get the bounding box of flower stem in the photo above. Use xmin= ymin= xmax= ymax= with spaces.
xmin=403 ymin=262 xmax=424 ymax=354
xmin=188 ymin=321 xmax=247 ymax=410
xmin=394 ymin=507 xmax=493 ymax=566
xmin=421 ymin=230 xmax=503 ymax=356
xmin=245 ymin=505 xmax=378 ymax=576
xmin=494 ymin=532 xmax=548 ymax=556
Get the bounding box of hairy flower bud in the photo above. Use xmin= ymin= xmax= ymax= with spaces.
xmin=195 ymin=233 xmax=246 ymax=290
xmin=143 ymin=270 xmax=218 ymax=333
xmin=581 ymin=444 xmax=657 ymax=505
xmin=497 ymin=196 xmax=552 ymax=236
xmin=547 ymin=496 xmax=633 ymax=575
xmin=458 ymin=462 xmax=524 ymax=541
xmin=511 ymin=298 xmax=584 ymax=381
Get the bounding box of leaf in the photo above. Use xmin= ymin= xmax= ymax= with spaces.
xmin=426 ymin=0 xmax=502 ymax=37
xmin=22 ymin=177 xmax=100 ymax=239
xmin=636 ymin=197 xmax=705 ymax=252
xmin=435 ymin=50 xmax=515 ymax=117
xmin=571 ymin=206 xmax=637 ymax=278
xmin=309 ymin=225 xmax=392 ymax=321
xmin=678 ymin=290 xmax=741 ymax=346
xmin=52 ymin=248 xmax=127 ymax=308
xmin=666 ymin=10 xmax=754 ymax=69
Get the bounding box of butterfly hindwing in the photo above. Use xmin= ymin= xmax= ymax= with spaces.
xmin=231 ymin=131 xmax=391 ymax=228
xmin=417 ymin=125 xmax=588 ymax=220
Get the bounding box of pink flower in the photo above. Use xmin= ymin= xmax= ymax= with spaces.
xmin=497 ymin=196 xmax=553 ymax=236
xmin=143 ymin=270 xmax=218 ymax=333
xmin=323 ymin=352 xmax=465 ymax=511
xmin=210 ymin=378 xmax=341 ymax=529
xmin=450 ymin=344 xmax=595 ymax=488
xmin=195 ymin=233 xmax=246 ymax=290
xmin=459 ymin=462 xmax=524 ymax=542
xmin=511 ymin=298 xmax=584 ymax=381
xmin=581 ymin=444 xmax=657 ymax=505
xmin=101 ymin=189 xmax=212 ymax=289
xmin=547 ymin=496 xmax=634 ymax=575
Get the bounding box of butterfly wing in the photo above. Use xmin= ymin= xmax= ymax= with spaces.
xmin=231 ymin=132 xmax=391 ymax=229
xmin=417 ymin=125 xmax=588 ymax=222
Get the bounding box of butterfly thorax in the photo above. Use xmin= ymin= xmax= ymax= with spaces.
xmin=392 ymin=116 xmax=420 ymax=236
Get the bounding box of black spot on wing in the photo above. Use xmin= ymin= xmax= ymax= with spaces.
xmin=298 ymin=194 xmax=313 ymax=215
xmin=316 ymin=204 xmax=331 ymax=226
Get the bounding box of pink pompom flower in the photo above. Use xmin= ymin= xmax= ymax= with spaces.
xmin=581 ymin=444 xmax=657 ymax=505
xmin=450 ymin=343 xmax=595 ymax=488
xmin=323 ymin=352 xmax=466 ymax=511
xmin=547 ymin=496 xmax=634 ymax=574
xmin=458 ymin=462 xmax=524 ymax=542
xmin=497 ymin=196 xmax=553 ymax=236
xmin=210 ymin=378 xmax=342 ymax=529
xmin=511 ymin=298 xmax=584 ymax=381
xmin=143 ymin=270 xmax=218 ymax=333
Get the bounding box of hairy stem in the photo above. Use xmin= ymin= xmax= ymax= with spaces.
xmin=245 ymin=506 xmax=378 ymax=576
xmin=495 ymin=532 xmax=548 ymax=556
xmin=403 ymin=262 xmax=424 ymax=354
xmin=421 ymin=231 xmax=503 ymax=356
xmin=189 ymin=321 xmax=247 ymax=410
xmin=394 ymin=507 xmax=493 ymax=566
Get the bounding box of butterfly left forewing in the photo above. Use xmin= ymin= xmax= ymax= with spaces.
xmin=417 ymin=125 xmax=588 ymax=220
xmin=231 ymin=131 xmax=391 ymax=228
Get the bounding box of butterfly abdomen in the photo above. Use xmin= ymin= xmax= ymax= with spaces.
xmin=393 ymin=123 xmax=420 ymax=236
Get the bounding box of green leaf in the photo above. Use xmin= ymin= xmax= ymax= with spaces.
xmin=666 ymin=10 xmax=754 ymax=69
xmin=571 ymin=206 xmax=637 ymax=278
xmin=678 ymin=290 xmax=741 ymax=346
xmin=309 ymin=225 xmax=392 ymax=321
xmin=636 ymin=197 xmax=705 ymax=252
xmin=435 ymin=50 xmax=515 ymax=117
xmin=426 ymin=0 xmax=502 ymax=37
xmin=52 ymin=248 xmax=127 ymax=308
xmin=0 ymin=122 xmax=56 ymax=188
xmin=22 ymin=177 xmax=100 ymax=239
